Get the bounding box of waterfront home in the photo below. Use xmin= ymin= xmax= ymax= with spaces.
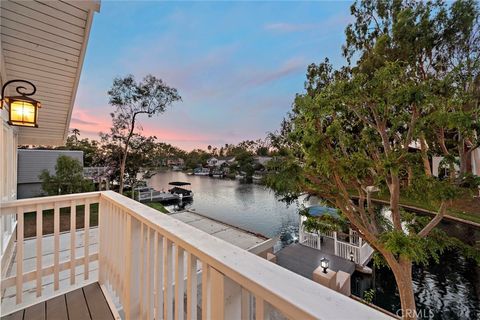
xmin=166 ymin=158 xmax=184 ymax=168
xmin=0 ymin=1 xmax=390 ymax=319
xmin=206 ymin=157 xmax=227 ymax=168
xmin=253 ymin=156 xmax=272 ymax=167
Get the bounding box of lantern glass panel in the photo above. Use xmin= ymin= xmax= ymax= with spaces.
xmin=9 ymin=99 xmax=37 ymax=127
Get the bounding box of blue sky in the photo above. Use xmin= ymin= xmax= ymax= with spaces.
xmin=72 ymin=1 xmax=353 ymax=150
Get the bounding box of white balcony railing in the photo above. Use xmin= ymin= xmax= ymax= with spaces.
xmin=299 ymin=227 xmax=374 ymax=266
xmin=1 ymin=191 xmax=391 ymax=319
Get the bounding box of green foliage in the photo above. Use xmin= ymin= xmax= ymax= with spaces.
xmin=267 ymin=4 xmax=480 ymax=309
xmin=363 ymin=289 xmax=375 ymax=304
xmin=146 ymin=202 xmax=169 ymax=213
xmin=105 ymin=74 xmax=181 ymax=193
xmin=39 ymin=155 xmax=93 ymax=196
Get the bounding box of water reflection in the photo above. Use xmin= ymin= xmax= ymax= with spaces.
xmin=148 ymin=171 xmax=480 ymax=319
xmin=147 ymin=171 xmax=301 ymax=245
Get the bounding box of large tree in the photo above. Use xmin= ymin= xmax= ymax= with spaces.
xmin=106 ymin=74 xmax=181 ymax=194
xmin=267 ymin=1 xmax=479 ymax=319
xmin=39 ymin=155 xmax=93 ymax=195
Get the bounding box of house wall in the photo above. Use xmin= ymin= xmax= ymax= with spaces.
xmin=0 ymin=52 xmax=19 ymax=264
xmin=472 ymin=149 xmax=480 ymax=177
xmin=17 ymin=149 xmax=84 ymax=199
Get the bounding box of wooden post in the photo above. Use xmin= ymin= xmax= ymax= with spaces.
xmin=333 ymin=232 xmax=338 ymax=255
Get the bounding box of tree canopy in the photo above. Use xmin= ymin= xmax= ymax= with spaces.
xmin=267 ymin=1 xmax=480 ymax=319
xmin=104 ymin=74 xmax=181 ymax=193
xmin=39 ymin=155 xmax=93 ymax=196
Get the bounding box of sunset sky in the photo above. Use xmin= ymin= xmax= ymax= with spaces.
xmin=72 ymin=1 xmax=352 ymax=151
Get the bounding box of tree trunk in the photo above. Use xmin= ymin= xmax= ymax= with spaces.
xmin=407 ymin=166 xmax=413 ymax=187
xmin=118 ymin=114 xmax=138 ymax=195
xmin=419 ymin=135 xmax=431 ymax=177
xmin=389 ymin=174 xmax=402 ymax=230
xmin=386 ymin=255 xmax=417 ymax=320
xmin=395 ymin=260 xmax=417 ymax=320
xmin=119 ymin=149 xmax=128 ymax=194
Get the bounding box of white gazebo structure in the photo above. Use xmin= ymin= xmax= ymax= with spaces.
xmin=299 ymin=206 xmax=375 ymax=266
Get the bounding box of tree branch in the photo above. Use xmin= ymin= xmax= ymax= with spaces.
xmin=418 ymin=201 xmax=447 ymax=238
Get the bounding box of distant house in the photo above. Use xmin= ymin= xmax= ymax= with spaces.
xmin=17 ymin=149 xmax=84 ymax=199
xmin=254 ymin=156 xmax=272 ymax=166
xmin=431 ymin=149 xmax=480 ymax=178
xmin=207 ymin=157 xmax=232 ymax=167
xmin=206 ymin=157 xmax=219 ymax=167
xmin=166 ymin=158 xmax=184 ymax=167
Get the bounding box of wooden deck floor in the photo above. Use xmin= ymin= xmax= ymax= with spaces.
xmin=276 ymin=243 xmax=355 ymax=280
xmin=2 ymin=283 xmax=114 ymax=320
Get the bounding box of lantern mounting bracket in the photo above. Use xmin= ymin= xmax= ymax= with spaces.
xmin=1 ymin=79 xmax=37 ymax=104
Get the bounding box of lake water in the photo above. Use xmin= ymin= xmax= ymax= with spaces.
xmin=148 ymin=171 xmax=480 ymax=319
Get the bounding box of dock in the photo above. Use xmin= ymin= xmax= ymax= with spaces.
xmin=276 ymin=243 xmax=356 ymax=280
xmin=136 ymin=190 xmax=180 ymax=202
xmin=168 ymin=210 xmax=276 ymax=256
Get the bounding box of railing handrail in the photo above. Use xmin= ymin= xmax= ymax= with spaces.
xmin=100 ymin=191 xmax=390 ymax=320
xmin=0 ymin=192 xmax=101 ymax=210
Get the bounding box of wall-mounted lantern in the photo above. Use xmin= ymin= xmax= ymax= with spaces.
xmin=1 ymin=80 xmax=41 ymax=127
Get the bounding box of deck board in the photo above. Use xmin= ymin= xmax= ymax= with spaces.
xmin=66 ymin=288 xmax=91 ymax=320
xmin=276 ymin=243 xmax=355 ymax=280
xmin=1 ymin=282 xmax=114 ymax=320
xmin=1 ymin=310 xmax=23 ymax=320
xmin=24 ymin=301 xmax=46 ymax=320
xmin=46 ymin=295 xmax=68 ymax=320
xmin=83 ymin=283 xmax=114 ymax=320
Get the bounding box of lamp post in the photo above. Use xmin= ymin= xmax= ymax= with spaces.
xmin=320 ymin=257 xmax=329 ymax=273
xmin=1 ymin=79 xmax=41 ymax=127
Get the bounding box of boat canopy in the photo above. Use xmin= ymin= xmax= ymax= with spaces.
xmin=306 ymin=206 xmax=340 ymax=219
xmin=169 ymin=181 xmax=191 ymax=186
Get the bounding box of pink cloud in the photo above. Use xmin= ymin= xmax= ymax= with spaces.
xmin=70 ymin=107 xmax=111 ymax=137
xmin=264 ymin=14 xmax=353 ymax=33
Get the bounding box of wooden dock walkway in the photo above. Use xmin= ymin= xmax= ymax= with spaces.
xmin=276 ymin=243 xmax=356 ymax=280
xmin=2 ymin=283 xmax=114 ymax=320
xmin=137 ymin=190 xmax=180 ymax=202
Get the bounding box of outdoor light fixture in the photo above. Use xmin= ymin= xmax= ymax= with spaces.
xmin=350 ymin=251 xmax=354 ymax=262
xmin=1 ymin=79 xmax=41 ymax=127
xmin=320 ymin=257 xmax=329 ymax=273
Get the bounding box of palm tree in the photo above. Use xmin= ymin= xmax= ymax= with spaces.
xmin=71 ymin=128 xmax=80 ymax=141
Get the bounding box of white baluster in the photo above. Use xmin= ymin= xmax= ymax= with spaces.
xmin=84 ymin=199 xmax=90 ymax=280
xmin=186 ymin=253 xmax=197 ymax=320
xmin=16 ymin=207 xmax=24 ymax=304
xmin=53 ymin=202 xmax=60 ymax=291
xmin=175 ymin=246 xmax=185 ymax=320
xmin=70 ymin=199 xmax=76 ymax=285
xmin=35 ymin=204 xmax=42 ymax=297
xmin=164 ymin=239 xmax=173 ymax=320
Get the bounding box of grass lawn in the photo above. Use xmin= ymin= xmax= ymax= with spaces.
xmin=145 ymin=202 xmax=169 ymax=213
xmin=23 ymin=203 xmax=99 ymax=238
xmin=356 ymin=189 xmax=480 ymax=225
xmin=22 ymin=199 xmax=167 ymax=238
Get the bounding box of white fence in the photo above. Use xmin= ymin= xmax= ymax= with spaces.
xmin=299 ymin=227 xmax=374 ymax=266
xmin=1 ymin=191 xmax=390 ymax=319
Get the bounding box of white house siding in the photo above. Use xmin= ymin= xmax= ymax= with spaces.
xmin=472 ymin=149 xmax=480 ymax=177
xmin=0 ymin=0 xmax=100 ymax=145
xmin=0 ymin=73 xmax=19 ymax=261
